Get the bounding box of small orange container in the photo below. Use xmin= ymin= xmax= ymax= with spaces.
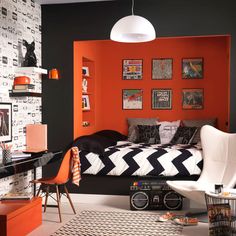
xmin=14 ymin=76 xmax=31 ymax=85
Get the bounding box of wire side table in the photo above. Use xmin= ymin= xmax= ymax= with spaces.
xmin=205 ymin=191 xmax=236 ymax=236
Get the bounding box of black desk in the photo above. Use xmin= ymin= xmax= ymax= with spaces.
xmin=0 ymin=151 xmax=62 ymax=179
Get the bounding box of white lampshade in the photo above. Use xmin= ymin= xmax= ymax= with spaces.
xmin=110 ymin=15 xmax=156 ymax=43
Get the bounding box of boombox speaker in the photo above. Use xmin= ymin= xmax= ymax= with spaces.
xmin=130 ymin=180 xmax=182 ymax=211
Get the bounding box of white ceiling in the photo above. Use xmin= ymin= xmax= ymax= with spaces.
xmin=36 ymin=0 xmax=112 ymax=5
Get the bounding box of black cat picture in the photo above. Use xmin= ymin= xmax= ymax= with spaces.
xmin=22 ymin=40 xmax=37 ymax=67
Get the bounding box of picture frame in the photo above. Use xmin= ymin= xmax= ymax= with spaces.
xmin=122 ymin=59 xmax=143 ymax=80
xmin=152 ymin=58 xmax=173 ymax=80
xmin=152 ymin=89 xmax=172 ymax=109
xmin=182 ymin=58 xmax=203 ymax=79
xmin=82 ymin=66 xmax=89 ymax=76
xmin=0 ymin=103 xmax=12 ymax=143
xmin=82 ymin=95 xmax=90 ymax=110
xmin=122 ymin=89 xmax=143 ymax=110
xmin=182 ymin=88 xmax=204 ymax=109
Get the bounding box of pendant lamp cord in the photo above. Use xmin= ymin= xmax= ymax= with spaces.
xmin=132 ymin=0 xmax=134 ymax=15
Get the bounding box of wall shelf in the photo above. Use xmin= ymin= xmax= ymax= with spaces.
xmin=15 ymin=67 xmax=48 ymax=75
xmin=82 ymin=75 xmax=92 ymax=79
xmin=9 ymin=92 xmax=42 ymax=97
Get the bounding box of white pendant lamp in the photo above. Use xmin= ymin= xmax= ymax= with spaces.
xmin=110 ymin=0 xmax=156 ymax=43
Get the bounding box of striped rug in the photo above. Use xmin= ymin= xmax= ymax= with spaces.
xmin=51 ymin=210 xmax=183 ymax=236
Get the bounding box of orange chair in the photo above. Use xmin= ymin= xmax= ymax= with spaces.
xmin=31 ymin=148 xmax=76 ymax=222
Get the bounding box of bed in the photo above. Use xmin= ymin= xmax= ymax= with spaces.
xmin=71 ymin=119 xmax=215 ymax=195
xmin=79 ymin=141 xmax=203 ymax=177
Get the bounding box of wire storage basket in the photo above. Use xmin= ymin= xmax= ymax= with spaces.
xmin=205 ymin=192 xmax=236 ymax=236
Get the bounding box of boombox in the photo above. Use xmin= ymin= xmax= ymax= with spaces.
xmin=130 ymin=180 xmax=182 ymax=211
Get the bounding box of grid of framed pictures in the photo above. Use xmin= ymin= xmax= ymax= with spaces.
xmin=152 ymin=89 xmax=172 ymax=110
xmin=122 ymin=59 xmax=143 ymax=80
xmin=121 ymin=58 xmax=204 ymax=110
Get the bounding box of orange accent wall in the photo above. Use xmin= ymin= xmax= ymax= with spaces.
xmin=74 ymin=35 xmax=230 ymax=138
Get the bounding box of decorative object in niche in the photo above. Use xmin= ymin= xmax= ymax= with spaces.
xmin=82 ymin=95 xmax=90 ymax=110
xmin=82 ymin=66 xmax=89 ymax=76
xmin=82 ymin=121 xmax=90 ymax=127
xmin=152 ymin=58 xmax=172 ymax=80
xmin=182 ymin=58 xmax=203 ymax=79
xmin=152 ymin=89 xmax=172 ymax=110
xmin=182 ymin=88 xmax=204 ymax=109
xmin=82 ymin=78 xmax=88 ymax=93
xmin=0 ymin=103 xmax=12 ymax=143
xmin=22 ymin=40 xmax=37 ymax=67
xmin=122 ymin=89 xmax=143 ymax=110
xmin=123 ymin=59 xmax=143 ymax=80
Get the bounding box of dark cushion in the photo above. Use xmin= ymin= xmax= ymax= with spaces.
xmin=182 ymin=118 xmax=217 ymax=143
xmin=137 ymin=125 xmax=161 ymax=144
xmin=127 ymin=118 xmax=159 ymax=142
xmin=171 ymin=126 xmax=198 ymax=144
xmin=72 ymin=134 xmax=117 ymax=155
xmin=94 ymin=130 xmax=127 ymax=142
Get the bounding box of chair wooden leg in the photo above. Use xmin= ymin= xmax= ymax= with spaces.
xmin=55 ymin=185 xmax=62 ymax=223
xmin=44 ymin=185 xmax=50 ymax=213
xmin=36 ymin=184 xmax=42 ymax=196
xmin=64 ymin=185 xmax=76 ymax=214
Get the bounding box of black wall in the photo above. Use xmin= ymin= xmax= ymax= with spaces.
xmin=42 ymin=0 xmax=236 ymax=194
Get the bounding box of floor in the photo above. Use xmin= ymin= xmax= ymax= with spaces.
xmin=28 ymin=201 xmax=209 ymax=236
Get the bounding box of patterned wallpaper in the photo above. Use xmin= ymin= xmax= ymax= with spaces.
xmin=0 ymin=0 xmax=42 ymax=196
xmin=0 ymin=0 xmax=41 ymax=150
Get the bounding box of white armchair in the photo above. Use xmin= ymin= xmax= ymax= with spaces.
xmin=167 ymin=125 xmax=236 ymax=206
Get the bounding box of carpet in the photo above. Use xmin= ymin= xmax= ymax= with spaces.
xmin=51 ymin=210 xmax=183 ymax=236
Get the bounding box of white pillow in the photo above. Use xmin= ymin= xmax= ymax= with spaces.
xmin=157 ymin=120 xmax=181 ymax=144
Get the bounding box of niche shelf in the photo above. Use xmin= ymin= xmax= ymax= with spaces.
xmin=82 ymin=57 xmax=95 ymax=127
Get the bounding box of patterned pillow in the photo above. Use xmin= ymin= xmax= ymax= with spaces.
xmin=127 ymin=118 xmax=159 ymax=142
xmin=171 ymin=126 xmax=198 ymax=144
xmin=137 ymin=125 xmax=161 ymax=144
xmin=157 ymin=120 xmax=181 ymax=144
xmin=182 ymin=118 xmax=216 ymax=144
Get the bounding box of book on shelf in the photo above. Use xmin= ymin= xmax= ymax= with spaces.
xmin=1 ymin=192 xmax=33 ymax=200
xmin=13 ymin=84 xmax=35 ymax=90
xmin=10 ymin=88 xmax=35 ymax=93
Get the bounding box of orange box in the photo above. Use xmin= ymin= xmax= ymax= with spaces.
xmin=0 ymin=197 xmax=42 ymax=236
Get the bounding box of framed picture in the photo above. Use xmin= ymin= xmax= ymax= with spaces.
xmin=82 ymin=66 xmax=89 ymax=76
xmin=122 ymin=59 xmax=143 ymax=80
xmin=0 ymin=103 xmax=12 ymax=143
xmin=182 ymin=58 xmax=203 ymax=79
xmin=182 ymin=88 xmax=204 ymax=109
xmin=152 ymin=89 xmax=172 ymax=109
xmin=152 ymin=58 xmax=172 ymax=80
xmin=82 ymin=95 xmax=90 ymax=110
xmin=122 ymin=89 xmax=143 ymax=110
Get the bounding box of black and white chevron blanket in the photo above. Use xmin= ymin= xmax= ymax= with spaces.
xmin=79 ymin=141 xmax=203 ymax=177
